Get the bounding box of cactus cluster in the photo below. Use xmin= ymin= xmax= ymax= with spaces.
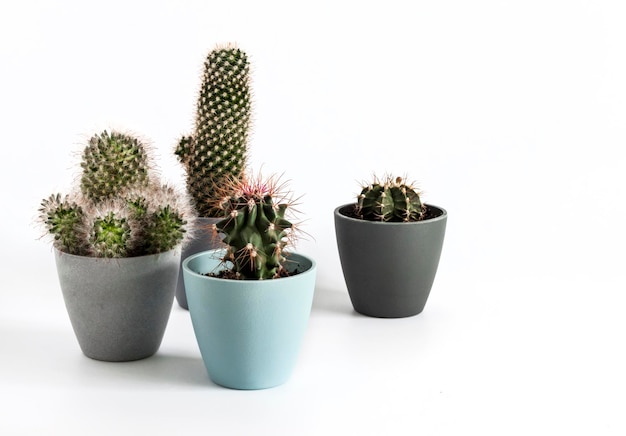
xmin=175 ymin=43 xmax=252 ymax=217
xmin=39 ymin=130 xmax=194 ymax=258
xmin=356 ymin=175 xmax=425 ymax=222
xmin=212 ymin=173 xmax=298 ymax=280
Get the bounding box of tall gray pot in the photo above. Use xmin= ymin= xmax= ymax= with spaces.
xmin=54 ymin=248 xmax=180 ymax=361
xmin=334 ymin=204 xmax=447 ymax=318
xmin=175 ymin=217 xmax=222 ymax=309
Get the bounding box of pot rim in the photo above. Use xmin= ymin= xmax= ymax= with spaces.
xmin=334 ymin=203 xmax=447 ymax=226
xmin=53 ymin=246 xmax=181 ymax=262
xmin=182 ymin=248 xmax=316 ymax=282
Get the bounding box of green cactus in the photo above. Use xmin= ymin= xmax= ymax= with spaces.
xmin=128 ymin=184 xmax=190 ymax=255
xmin=88 ymin=204 xmax=134 ymax=258
xmin=175 ymin=44 xmax=252 ymax=217
xmin=39 ymin=130 xmax=195 ymax=258
xmin=80 ymin=130 xmax=151 ymax=202
xmin=142 ymin=205 xmax=187 ymax=255
xmin=213 ymin=174 xmax=297 ymax=280
xmin=356 ymin=175 xmax=425 ymax=222
xmin=39 ymin=194 xmax=89 ymax=255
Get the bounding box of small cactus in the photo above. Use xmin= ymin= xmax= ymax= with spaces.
xmin=356 ymin=175 xmax=425 ymax=222
xmin=175 ymin=43 xmax=252 ymax=217
xmin=80 ymin=130 xmax=151 ymax=202
xmin=131 ymin=184 xmax=191 ymax=256
xmin=39 ymin=194 xmax=89 ymax=255
xmin=39 ymin=130 xmax=195 ymax=258
xmin=87 ymin=203 xmax=134 ymax=258
xmin=212 ymin=173 xmax=299 ymax=280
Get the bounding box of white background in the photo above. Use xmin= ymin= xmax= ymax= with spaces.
xmin=2 ymin=0 xmax=625 ymax=434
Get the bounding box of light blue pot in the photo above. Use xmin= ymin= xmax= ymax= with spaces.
xmin=182 ymin=249 xmax=316 ymax=390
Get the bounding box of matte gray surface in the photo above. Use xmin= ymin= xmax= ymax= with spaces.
xmin=54 ymin=248 xmax=180 ymax=361
xmin=334 ymin=204 xmax=447 ymax=318
xmin=175 ymin=217 xmax=222 ymax=309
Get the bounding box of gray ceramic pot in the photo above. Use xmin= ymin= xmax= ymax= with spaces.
xmin=175 ymin=217 xmax=222 ymax=309
xmin=54 ymin=248 xmax=180 ymax=361
xmin=334 ymin=204 xmax=447 ymax=318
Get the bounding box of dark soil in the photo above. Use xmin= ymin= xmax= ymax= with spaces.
xmin=341 ymin=204 xmax=445 ymax=221
xmin=205 ymin=261 xmax=304 ymax=280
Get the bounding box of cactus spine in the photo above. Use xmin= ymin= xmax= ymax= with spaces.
xmin=175 ymin=44 xmax=252 ymax=217
xmin=213 ymin=174 xmax=298 ymax=280
xmin=39 ymin=130 xmax=195 ymax=258
xmin=356 ymin=175 xmax=425 ymax=222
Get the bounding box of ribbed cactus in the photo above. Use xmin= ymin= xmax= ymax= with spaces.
xmin=213 ymin=174 xmax=297 ymax=280
xmin=175 ymin=44 xmax=252 ymax=217
xmin=356 ymin=175 xmax=425 ymax=222
xmin=80 ymin=130 xmax=151 ymax=202
xmin=39 ymin=130 xmax=195 ymax=258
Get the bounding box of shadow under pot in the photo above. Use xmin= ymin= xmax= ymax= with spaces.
xmin=54 ymin=248 xmax=180 ymax=361
xmin=334 ymin=203 xmax=447 ymax=318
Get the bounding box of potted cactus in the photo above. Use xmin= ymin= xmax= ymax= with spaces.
xmin=38 ymin=130 xmax=195 ymax=361
xmin=334 ymin=175 xmax=447 ymax=318
xmin=182 ymin=172 xmax=316 ymax=390
xmin=174 ymin=43 xmax=252 ymax=309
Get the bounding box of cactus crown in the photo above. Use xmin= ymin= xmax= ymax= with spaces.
xmin=39 ymin=130 xmax=195 ymax=258
xmin=355 ymin=175 xmax=425 ymax=222
xmin=80 ymin=130 xmax=151 ymax=202
xmin=88 ymin=205 xmax=133 ymax=258
xmin=175 ymin=43 xmax=252 ymax=217
xmin=212 ymin=173 xmax=299 ymax=280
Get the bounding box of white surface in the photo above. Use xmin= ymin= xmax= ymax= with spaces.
xmin=2 ymin=1 xmax=626 ymax=434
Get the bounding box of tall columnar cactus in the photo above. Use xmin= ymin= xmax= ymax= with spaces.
xmin=175 ymin=44 xmax=252 ymax=217
xmin=39 ymin=130 xmax=195 ymax=258
xmin=80 ymin=130 xmax=151 ymax=202
xmin=213 ymin=174 xmax=298 ymax=280
xmin=356 ymin=175 xmax=425 ymax=222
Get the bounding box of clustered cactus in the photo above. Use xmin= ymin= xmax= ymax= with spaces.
xmin=175 ymin=43 xmax=252 ymax=217
xmin=212 ymin=173 xmax=298 ymax=280
xmin=39 ymin=130 xmax=194 ymax=258
xmin=356 ymin=175 xmax=425 ymax=222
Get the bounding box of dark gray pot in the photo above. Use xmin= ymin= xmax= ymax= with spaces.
xmin=175 ymin=217 xmax=222 ymax=309
xmin=334 ymin=203 xmax=447 ymax=318
xmin=54 ymin=248 xmax=180 ymax=361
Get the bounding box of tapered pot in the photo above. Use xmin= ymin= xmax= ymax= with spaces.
xmin=175 ymin=217 xmax=222 ymax=309
xmin=54 ymin=248 xmax=180 ymax=361
xmin=334 ymin=204 xmax=447 ymax=318
xmin=182 ymin=249 xmax=316 ymax=390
